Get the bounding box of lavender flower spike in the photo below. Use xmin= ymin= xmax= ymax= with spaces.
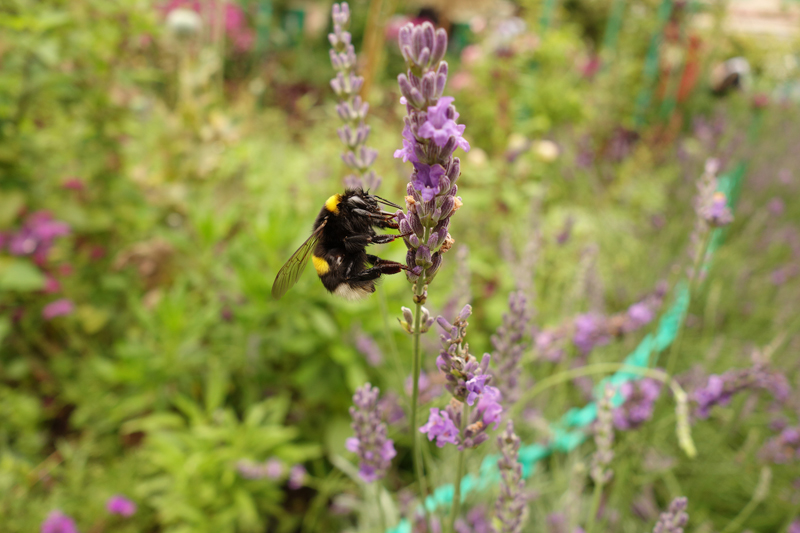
xmin=652 ymin=497 xmax=689 ymax=533
xmin=328 ymin=2 xmax=380 ymax=190
xmin=395 ymin=21 xmax=468 ymax=285
xmin=436 ymin=305 xmax=493 ymax=405
xmin=491 ymin=421 xmax=529 ymax=533
xmin=491 ymin=291 xmax=531 ymax=406
xmin=347 ymin=383 xmax=396 ymax=482
xmin=590 ymin=387 xmax=615 ymax=484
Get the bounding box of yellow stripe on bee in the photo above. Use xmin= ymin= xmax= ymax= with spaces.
xmin=324 ymin=194 xmax=341 ymax=214
xmin=312 ymin=255 xmax=330 ymax=275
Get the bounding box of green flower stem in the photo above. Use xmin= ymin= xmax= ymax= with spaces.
xmin=585 ymin=477 xmax=605 ymax=533
xmin=666 ymin=227 xmax=713 ymax=376
xmin=410 ymin=221 xmax=430 ymax=511
xmin=449 ymin=402 xmax=469 ymax=533
xmin=720 ymin=466 xmax=771 ymax=533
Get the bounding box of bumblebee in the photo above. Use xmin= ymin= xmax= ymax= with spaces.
xmin=271 ymin=189 xmax=408 ymax=300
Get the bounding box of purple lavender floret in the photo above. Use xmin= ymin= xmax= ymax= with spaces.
xmin=435 ymin=304 xmax=493 ymax=405
xmin=418 ymin=97 xmax=469 ymax=150
xmin=328 ymin=2 xmax=380 ymax=189
xmin=573 ymin=313 xmax=610 ymax=355
xmin=759 ymin=426 xmax=800 ymax=464
xmin=394 ymin=21 xmax=467 ymax=283
xmin=347 ymin=383 xmax=396 ymax=482
xmin=420 ymin=407 xmax=461 ymax=448
xmin=454 ymin=505 xmax=491 ymax=533
xmin=699 ymin=192 xmax=734 ymax=228
xmin=693 ymin=361 xmax=790 ymax=419
xmin=652 ymin=497 xmax=689 ymax=533
xmin=612 ymin=378 xmax=663 ymax=430
xmin=491 ymin=421 xmax=529 ymax=533
xmin=420 ymin=389 xmax=503 ymax=450
xmin=491 ymin=291 xmax=531 ymax=406
xmin=41 ymin=510 xmax=78 ymax=533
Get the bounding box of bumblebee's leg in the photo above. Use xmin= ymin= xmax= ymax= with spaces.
xmin=347 ymin=259 xmax=407 ymax=281
xmin=344 ymin=233 xmax=410 ymax=252
xmin=369 ymin=233 xmax=408 ymax=245
xmin=373 ymin=218 xmax=400 ymax=230
xmin=365 ymin=255 xmax=408 ymax=269
xmin=343 ymin=234 xmax=372 ymax=253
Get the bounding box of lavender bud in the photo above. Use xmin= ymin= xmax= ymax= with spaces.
xmin=431 ymin=29 xmax=448 ymax=65
xmin=415 ymin=245 xmax=432 ymax=267
xmin=425 ymin=251 xmax=442 ymax=279
xmin=491 ymin=421 xmax=529 ymax=533
xmin=421 ymin=72 xmax=436 ymax=101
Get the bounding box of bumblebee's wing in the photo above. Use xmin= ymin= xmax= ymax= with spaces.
xmin=271 ymin=221 xmax=326 ymax=300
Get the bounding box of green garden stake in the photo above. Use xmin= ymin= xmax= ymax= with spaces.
xmin=282 ymin=7 xmax=305 ymax=46
xmin=539 ymin=0 xmax=560 ymax=33
xmin=599 ymin=0 xmax=626 ymax=69
xmin=633 ymin=0 xmax=674 ymax=128
xmin=255 ymin=0 xmax=273 ymax=54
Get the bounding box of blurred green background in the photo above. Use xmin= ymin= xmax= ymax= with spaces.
xmin=1 ymin=0 xmax=798 ymax=531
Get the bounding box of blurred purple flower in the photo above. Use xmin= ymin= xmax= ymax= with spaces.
xmin=236 ymin=458 xmax=285 ymax=480
xmin=355 ymin=331 xmax=382 ymax=366
xmin=265 ymin=458 xmax=284 ymax=479
xmin=106 ymin=495 xmax=136 ymax=517
xmin=612 ymin=378 xmax=662 ymax=430
xmin=42 ymin=299 xmax=74 ymax=320
xmin=652 ymin=497 xmax=688 ymax=533
xmin=573 ymin=313 xmax=610 ymax=355
xmin=404 ymin=371 xmax=442 ymax=405
xmin=62 ymin=178 xmax=85 ymax=190
xmin=789 ymin=519 xmax=800 ymax=533
xmin=699 ymin=192 xmax=734 ymax=227
xmin=759 ymin=426 xmax=800 ymax=464
xmin=8 ymin=211 xmax=70 ymax=264
xmin=625 ymin=302 xmax=654 ymax=332
xmin=605 ymin=127 xmax=639 ymax=162
xmin=347 ymin=383 xmax=396 ymax=482
xmin=41 ymin=511 xmax=78 ymax=533
xmin=770 ymin=264 xmax=798 ymax=286
xmin=491 ymin=291 xmax=531 ymax=406
xmin=768 ymin=197 xmax=785 ymax=216
xmin=454 ymin=505 xmax=491 ymax=533
xmin=288 ymin=464 xmax=307 ymax=489
xmin=694 ymin=361 xmax=790 ymax=419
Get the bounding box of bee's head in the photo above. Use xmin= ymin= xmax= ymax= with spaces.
xmin=343 ymin=189 xmax=381 ymax=214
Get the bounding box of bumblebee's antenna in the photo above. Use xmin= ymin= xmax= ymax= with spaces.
xmin=374 ymin=195 xmax=402 ymax=210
